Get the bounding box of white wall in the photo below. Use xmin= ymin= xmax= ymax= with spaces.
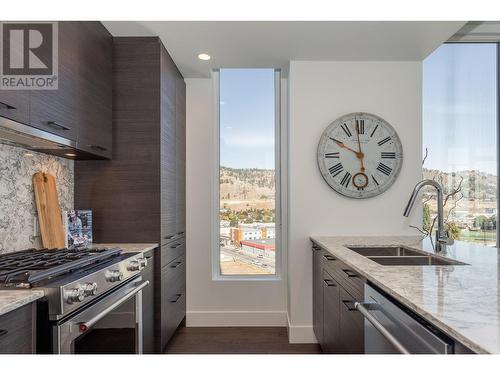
xmin=287 ymin=61 xmax=423 ymax=342
xmin=185 ymin=77 xmax=287 ymax=326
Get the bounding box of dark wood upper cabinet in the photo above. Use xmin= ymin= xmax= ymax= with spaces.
xmin=29 ymin=22 xmax=80 ymax=140
xmin=75 ymin=22 xmax=113 ymax=159
xmin=0 ymin=21 xmax=112 ymax=159
xmin=0 ymin=90 xmax=30 ymax=125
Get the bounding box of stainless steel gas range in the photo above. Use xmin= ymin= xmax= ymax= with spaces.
xmin=0 ymin=247 xmax=149 ymax=354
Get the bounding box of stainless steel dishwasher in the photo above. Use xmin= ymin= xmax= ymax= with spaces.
xmin=355 ymin=284 xmax=454 ymax=354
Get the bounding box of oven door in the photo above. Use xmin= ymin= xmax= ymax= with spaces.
xmin=53 ymin=276 xmax=149 ymax=354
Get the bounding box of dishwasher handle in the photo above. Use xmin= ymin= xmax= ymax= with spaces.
xmin=354 ymin=302 xmax=410 ymax=354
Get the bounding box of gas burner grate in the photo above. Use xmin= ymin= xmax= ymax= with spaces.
xmin=0 ymin=247 xmax=122 ymax=287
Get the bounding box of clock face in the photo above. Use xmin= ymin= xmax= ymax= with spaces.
xmin=317 ymin=112 xmax=403 ymax=199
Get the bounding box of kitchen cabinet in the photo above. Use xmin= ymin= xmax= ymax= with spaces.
xmin=30 ymin=22 xmax=80 ymax=141
xmin=0 ymin=21 xmax=112 ymax=159
xmin=0 ymin=303 xmax=36 ymax=354
xmin=74 ymin=37 xmax=186 ymax=353
xmin=312 ymin=244 xmax=365 ymax=353
xmin=142 ymin=249 xmax=155 ymax=354
xmin=75 ymin=22 xmax=113 ymax=159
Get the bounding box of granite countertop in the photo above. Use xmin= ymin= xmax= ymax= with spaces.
xmin=310 ymin=235 xmax=500 ymax=354
xmin=0 ymin=290 xmax=44 ymax=316
xmin=92 ymin=243 xmax=159 ymax=254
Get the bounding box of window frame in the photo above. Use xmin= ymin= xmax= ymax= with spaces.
xmin=211 ymin=68 xmax=283 ymax=280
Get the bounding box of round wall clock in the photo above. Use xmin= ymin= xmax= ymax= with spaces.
xmin=317 ymin=112 xmax=403 ymax=199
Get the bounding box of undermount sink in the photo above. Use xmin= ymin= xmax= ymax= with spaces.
xmin=346 ymin=246 xmax=467 ymax=266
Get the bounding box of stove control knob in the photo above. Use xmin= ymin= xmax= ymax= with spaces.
xmin=66 ymin=286 xmax=84 ymax=304
xmin=106 ymin=270 xmax=123 ymax=282
xmin=83 ymin=282 xmax=98 ymax=296
xmin=127 ymin=260 xmax=141 ymax=271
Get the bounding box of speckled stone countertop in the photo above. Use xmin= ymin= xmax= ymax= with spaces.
xmin=0 ymin=290 xmax=44 ymax=316
xmin=0 ymin=244 xmax=158 ymax=317
xmin=92 ymin=243 xmax=159 ymax=254
xmin=310 ymin=235 xmax=500 ymax=354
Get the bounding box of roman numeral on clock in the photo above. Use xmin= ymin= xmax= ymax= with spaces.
xmin=328 ymin=163 xmax=343 ymax=177
xmin=381 ymin=152 xmax=396 ymax=159
xmin=356 ymin=119 xmax=365 ymax=134
xmin=370 ymin=124 xmax=379 ymax=137
xmin=340 ymin=171 xmax=351 ymax=188
xmin=377 ymin=163 xmax=392 ymax=176
xmin=325 ymin=152 xmax=339 ymax=158
xmin=378 ymin=136 xmax=391 ymax=146
xmin=371 ymin=175 xmax=379 ymax=186
xmin=341 ymin=123 xmax=352 ymax=137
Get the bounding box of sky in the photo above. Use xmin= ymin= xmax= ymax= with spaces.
xmin=219 ymin=68 xmax=275 ymax=169
xmin=423 ymin=43 xmax=498 ymax=175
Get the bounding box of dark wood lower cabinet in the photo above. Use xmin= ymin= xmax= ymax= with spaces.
xmin=312 ymin=244 xmax=365 ymax=354
xmin=0 ymin=303 xmax=36 ymax=354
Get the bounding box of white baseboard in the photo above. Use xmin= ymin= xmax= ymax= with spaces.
xmin=286 ymin=313 xmax=318 ymax=343
xmin=186 ymin=310 xmax=287 ymax=327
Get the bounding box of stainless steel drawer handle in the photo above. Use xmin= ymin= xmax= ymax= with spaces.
xmin=0 ymin=329 xmax=8 ymax=338
xmin=170 ymin=261 xmax=182 ymax=268
xmin=164 ymin=235 xmax=175 ymax=240
xmin=312 ymin=246 xmax=321 ymax=251
xmin=47 ymin=121 xmax=70 ymax=130
xmin=0 ymin=101 xmax=16 ymax=110
xmin=323 ymin=279 xmax=336 ymax=287
xmin=177 ymin=231 xmax=185 ymax=235
xmin=88 ymin=144 xmax=108 ymax=152
xmin=323 ymin=254 xmax=336 ymax=261
xmin=342 ymin=269 xmax=358 ymax=278
xmin=77 ymin=280 xmax=149 ymax=333
xmin=169 ymin=294 xmax=182 ymax=303
xmin=355 ymin=302 xmax=410 ymax=354
xmin=170 ymin=243 xmax=183 ymax=249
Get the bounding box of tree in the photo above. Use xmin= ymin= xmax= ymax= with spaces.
xmin=423 ymin=203 xmax=431 ymax=233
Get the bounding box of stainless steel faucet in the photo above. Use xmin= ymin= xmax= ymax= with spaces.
xmin=403 ymin=180 xmax=453 ymax=253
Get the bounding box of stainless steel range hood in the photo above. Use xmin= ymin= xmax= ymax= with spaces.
xmin=0 ymin=116 xmax=77 ymax=157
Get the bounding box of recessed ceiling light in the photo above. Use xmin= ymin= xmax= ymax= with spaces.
xmin=64 ymin=153 xmax=77 ymax=157
xmin=197 ymin=53 xmax=211 ymax=61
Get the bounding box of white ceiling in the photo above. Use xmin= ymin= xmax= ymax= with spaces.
xmin=103 ymin=21 xmax=466 ymax=78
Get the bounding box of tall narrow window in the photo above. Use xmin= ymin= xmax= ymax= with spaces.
xmin=217 ymin=69 xmax=279 ymax=276
xmin=423 ymin=43 xmax=498 ymax=246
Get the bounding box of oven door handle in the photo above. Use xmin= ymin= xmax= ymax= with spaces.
xmin=77 ymin=280 xmax=149 ymax=333
xmin=354 ymin=302 xmax=410 ymax=354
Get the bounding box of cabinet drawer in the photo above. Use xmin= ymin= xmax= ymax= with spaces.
xmin=320 ymin=250 xmax=364 ymax=301
xmin=161 ymin=255 xmax=185 ymax=291
xmin=338 ymin=287 xmax=364 ymax=354
xmin=160 ymin=239 xmax=185 ymax=268
xmin=0 ymin=303 xmax=35 ymax=354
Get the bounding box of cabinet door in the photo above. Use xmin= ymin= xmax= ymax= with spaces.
xmin=0 ymin=303 xmax=35 ymax=354
xmin=322 ymin=269 xmax=340 ymax=353
xmin=30 ymin=22 xmax=79 ymax=140
xmin=0 ymin=90 xmax=30 ymax=125
xmin=312 ymin=247 xmax=324 ymax=345
xmin=75 ymin=22 xmax=112 ymax=158
xmin=175 ymin=70 xmax=186 ymax=236
xmin=160 ymin=45 xmax=177 ymax=244
xmin=339 ymin=287 xmax=364 ymax=354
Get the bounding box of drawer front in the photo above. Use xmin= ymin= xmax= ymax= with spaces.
xmin=0 ymin=91 xmax=30 ymax=124
xmin=320 ymin=250 xmax=364 ymax=301
xmin=0 ymin=303 xmax=35 ymax=354
xmin=160 ymin=238 xmax=185 ymax=268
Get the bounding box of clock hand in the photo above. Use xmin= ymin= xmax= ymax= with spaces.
xmin=331 ymin=138 xmax=361 ymax=156
xmin=355 ymin=120 xmax=366 ymax=172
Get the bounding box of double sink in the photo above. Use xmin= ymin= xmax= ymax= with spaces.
xmin=346 ymin=246 xmax=467 ymax=266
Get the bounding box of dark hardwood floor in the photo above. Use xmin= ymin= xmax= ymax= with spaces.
xmin=165 ymin=327 xmax=322 ymax=354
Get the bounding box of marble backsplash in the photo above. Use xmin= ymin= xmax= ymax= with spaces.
xmin=0 ymin=143 xmax=74 ymax=253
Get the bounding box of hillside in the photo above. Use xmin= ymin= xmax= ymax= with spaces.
xmin=220 ymin=166 xmax=275 ymax=200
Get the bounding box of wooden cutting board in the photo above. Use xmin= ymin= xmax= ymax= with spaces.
xmin=33 ymin=172 xmax=65 ymax=249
